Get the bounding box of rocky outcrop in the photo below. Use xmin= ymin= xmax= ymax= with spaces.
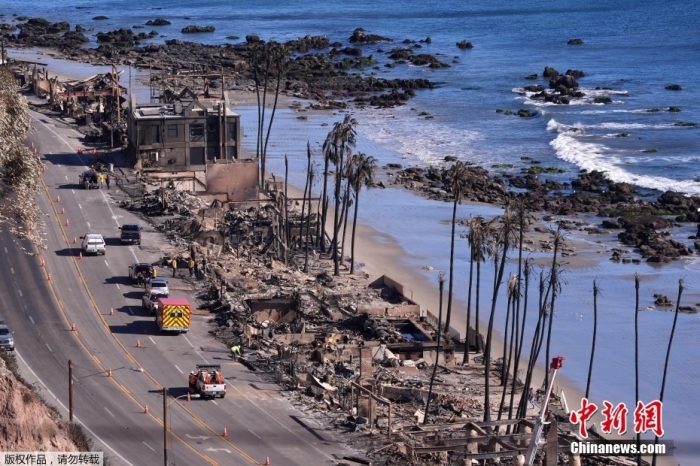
xmin=543 ymin=66 xmax=559 ymax=78
xmin=96 ymin=28 xmax=136 ymax=47
xmin=182 ymin=25 xmax=215 ymax=33
xmin=349 ymin=28 xmax=392 ymax=44
xmin=665 ymin=84 xmax=682 ymax=91
xmin=567 ymin=38 xmax=584 ymax=45
xmin=456 ymin=40 xmax=473 ymax=49
xmin=146 ymin=18 xmax=171 ymax=26
xmin=285 ymin=35 xmax=330 ymax=52
xmin=617 ymin=215 xmax=692 ymax=262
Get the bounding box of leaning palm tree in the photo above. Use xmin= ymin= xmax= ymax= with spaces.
xmin=497 ymin=275 xmax=519 ymax=425
xmin=483 ymin=206 xmax=518 ymax=422
xmin=508 ymin=259 xmax=533 ymax=426
xmin=544 ymin=227 xmax=564 ymax=390
xmin=651 ymin=279 xmax=684 ymax=466
xmin=585 ymin=280 xmax=600 ymax=399
xmin=634 ymin=274 xmax=641 ymax=466
xmin=348 ymin=153 xmax=377 ymax=274
xmin=424 ymin=271 xmax=446 ymax=425
xmin=444 ymin=160 xmax=471 ymax=334
xmin=330 ymin=115 xmax=358 ymax=276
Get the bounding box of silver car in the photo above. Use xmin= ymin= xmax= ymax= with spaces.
xmin=80 ymin=233 xmax=106 ymax=255
xmin=145 ymin=278 xmax=169 ymax=297
xmin=0 ymin=320 xmax=15 ymax=351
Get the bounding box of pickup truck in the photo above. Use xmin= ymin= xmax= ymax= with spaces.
xmin=142 ymin=292 xmax=160 ymax=316
xmin=128 ymin=262 xmax=154 ymax=285
xmin=188 ymin=365 xmax=226 ymax=399
xmin=79 ymin=170 xmax=99 ymax=189
xmin=80 ymin=234 xmax=106 ymax=255
xmin=119 ymin=223 xmax=142 ymax=244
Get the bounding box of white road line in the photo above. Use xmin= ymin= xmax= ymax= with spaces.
xmin=183 ymin=335 xmax=209 ymax=364
xmin=14 ymin=349 xmax=135 ymax=466
xmin=18 ymin=290 xmax=23 ymax=297
xmin=29 ymin=316 xmax=34 ymax=324
xmin=247 ymin=429 xmax=261 ymax=439
xmin=65 ymin=175 xmax=68 ymax=180
xmin=3 ymin=247 xmax=7 ymax=253
xmin=10 ymin=267 xmax=14 ymax=275
xmin=148 ymin=336 xmax=156 ymax=345
xmin=127 ymin=307 xmax=134 ymax=315
xmin=211 ymin=400 xmax=218 ymax=406
xmin=104 ymin=407 xmax=115 ymax=418
xmin=45 ymin=343 xmax=52 ymax=353
xmin=78 ymin=204 xmax=82 ymax=209
xmin=174 ymin=365 xmax=183 ymax=374
xmin=115 ymin=283 xmax=120 ymax=290
xmin=142 ymin=442 xmax=155 ymax=453
xmin=71 ymin=189 xmax=74 ymax=194
xmin=104 ymin=260 xmax=109 ymax=267
xmin=87 ymin=221 xmax=91 ymax=228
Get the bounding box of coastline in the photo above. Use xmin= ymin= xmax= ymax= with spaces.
xmin=11 ymin=44 xmax=690 ymax=465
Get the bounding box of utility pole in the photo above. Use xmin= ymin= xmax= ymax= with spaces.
xmin=68 ymin=360 xmax=74 ymax=423
xmin=163 ymin=387 xmax=168 ymax=466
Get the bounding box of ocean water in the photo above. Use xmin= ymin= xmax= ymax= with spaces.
xmin=3 ymin=0 xmax=700 ymax=462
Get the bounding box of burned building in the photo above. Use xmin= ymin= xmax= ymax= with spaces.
xmin=125 ymin=89 xmax=258 ymax=201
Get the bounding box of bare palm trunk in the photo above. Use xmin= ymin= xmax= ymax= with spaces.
xmin=444 ymin=197 xmax=458 ymax=333
xmin=509 ymin=262 xmax=530 ymax=423
xmin=462 ymin=246 xmax=475 ymax=365
xmin=284 ymin=154 xmax=289 ymax=265
xmin=517 ymin=271 xmax=547 ymax=421
xmin=543 ymin=234 xmax=561 ymax=390
xmin=303 ymin=144 xmax=313 ymax=273
xmin=585 ymin=280 xmax=599 ymax=399
xmin=350 ymin=188 xmax=360 ymax=274
xmin=320 ymin=157 xmax=330 ymax=253
xmin=476 ymin=261 xmax=482 ymax=354
xmin=300 ymin=152 xmax=311 ymax=255
xmin=497 ymin=289 xmax=514 ymax=424
xmin=262 ymin=54 xmax=284 ymax=179
xmin=634 ymin=274 xmax=641 ymax=466
xmin=332 ymin=146 xmax=344 ymax=276
xmin=651 ymin=280 xmax=684 ymax=466
xmin=424 ymin=273 xmax=445 ymax=425
xmin=340 ymin=181 xmax=352 ymax=260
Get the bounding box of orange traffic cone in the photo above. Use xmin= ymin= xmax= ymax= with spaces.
xmin=79 ymin=252 xmax=82 ymax=260
xmin=71 ymin=323 xmax=76 ymax=332
xmin=65 ymin=219 xmax=70 ymax=226
xmin=265 ymin=457 xmax=270 ymax=465
xmin=144 ymin=405 xmax=149 ymax=414
xmin=136 ymin=340 xmax=141 ymax=348
xmin=222 ymin=427 xmax=228 ymax=438
xmin=56 ymin=195 xmax=60 ymax=202
xmin=186 ymin=392 xmax=191 ymax=402
xmin=107 ymin=369 xmax=112 ymax=378
xmin=47 ymin=273 xmax=52 ymax=282
xmin=109 ymin=308 xmax=114 ymax=316
xmin=61 ymin=207 xmax=65 ymax=215
xmin=73 ymin=237 xmax=77 ymax=244
xmin=40 ymin=258 xmax=45 ymax=267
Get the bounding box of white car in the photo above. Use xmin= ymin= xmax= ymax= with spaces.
xmin=80 ymin=234 xmax=106 ymax=255
xmin=145 ymin=278 xmax=169 ymax=297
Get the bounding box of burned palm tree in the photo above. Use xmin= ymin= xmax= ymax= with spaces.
xmin=303 ymin=144 xmax=318 ymax=273
xmin=444 ymin=161 xmax=471 ymax=334
xmin=508 ymin=259 xmax=533 ymax=425
xmin=651 ymin=279 xmax=684 ymax=466
xmin=634 ymin=274 xmax=641 ymax=466
xmin=544 ymin=227 xmax=564 ymax=390
xmin=424 ymin=271 xmax=446 ymax=425
xmin=497 ymin=275 xmax=520 ymax=424
xmin=348 ymin=153 xmax=377 ymax=274
xmin=585 ymin=280 xmax=600 ymax=399
xmin=483 ymin=206 xmax=518 ymax=422
xmin=462 ymin=216 xmax=485 ymax=365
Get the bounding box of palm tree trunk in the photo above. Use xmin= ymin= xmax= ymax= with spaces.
xmin=585 ymin=281 xmax=599 ymax=399
xmin=340 ymin=181 xmax=353 ymax=259
xmin=496 ymin=290 xmax=514 ymax=424
xmin=651 ymin=280 xmax=684 ymax=466
xmin=259 ymin=53 xmax=271 ymax=186
xmin=320 ymin=157 xmax=330 ymax=253
xmin=508 ymin=262 xmax=530 ymax=426
xmin=484 ymin=239 xmax=510 ymax=422
xmin=284 ymin=154 xmax=289 ymax=265
xmin=462 ymin=248 xmax=475 ymax=365
xmin=544 ymin=234 xmax=561 ymax=390
xmin=304 ymin=168 xmax=314 ymax=273
xmin=444 ymin=197 xmax=458 ymax=333
xmin=634 ymin=274 xmax=641 ymax=466
xmin=262 ymin=51 xmax=283 ymax=177
xmin=424 ymin=276 xmax=445 ymax=425
xmin=332 ymin=147 xmax=344 ymax=276
xmin=300 ymin=152 xmax=311 ymax=254
xmin=350 ymin=187 xmax=360 ymax=274
xmin=476 ymin=262 xmax=482 ymax=355
xmin=517 ymin=271 xmax=546 ymax=421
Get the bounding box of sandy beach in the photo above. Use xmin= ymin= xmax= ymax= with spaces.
xmin=8 ymin=44 xmax=687 ymax=465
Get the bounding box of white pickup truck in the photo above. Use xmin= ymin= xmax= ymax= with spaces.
xmin=188 ymin=365 xmax=226 ymax=399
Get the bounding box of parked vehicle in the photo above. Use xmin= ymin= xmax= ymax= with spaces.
xmin=119 ymin=223 xmax=142 ymax=244
xmin=128 ymin=262 xmax=153 ymax=285
xmin=80 ymin=234 xmax=106 ymax=255
xmin=155 ymin=297 xmax=191 ymax=333
xmin=188 ymin=365 xmax=226 ymax=399
xmin=79 ymin=170 xmax=99 ymax=189
xmin=142 ymin=292 xmax=160 ymax=316
xmin=145 ymin=278 xmax=169 ymax=297
xmin=0 ymin=319 xmax=14 ymax=351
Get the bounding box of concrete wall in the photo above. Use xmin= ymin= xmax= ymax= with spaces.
xmin=206 ymin=160 xmax=259 ymax=201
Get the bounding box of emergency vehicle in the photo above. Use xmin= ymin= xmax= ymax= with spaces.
xmin=154 ymin=297 xmax=191 ymax=333
xmin=188 ymin=365 xmax=226 ymax=399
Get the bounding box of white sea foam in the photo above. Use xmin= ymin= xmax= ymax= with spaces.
xmin=550 ymin=133 xmax=700 ymax=194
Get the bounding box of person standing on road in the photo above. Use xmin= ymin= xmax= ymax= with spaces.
xmin=230 ymin=345 xmax=241 ymax=361
xmin=188 ymin=258 xmax=195 ymax=277
xmin=105 ymin=174 xmax=111 ymax=189
xmin=171 ymin=258 xmax=178 ymax=277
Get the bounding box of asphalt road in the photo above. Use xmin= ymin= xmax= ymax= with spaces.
xmin=4 ymin=111 xmax=347 ymax=466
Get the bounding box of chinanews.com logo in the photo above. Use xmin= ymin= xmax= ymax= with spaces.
xmin=568 ymin=398 xmax=672 ymax=456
